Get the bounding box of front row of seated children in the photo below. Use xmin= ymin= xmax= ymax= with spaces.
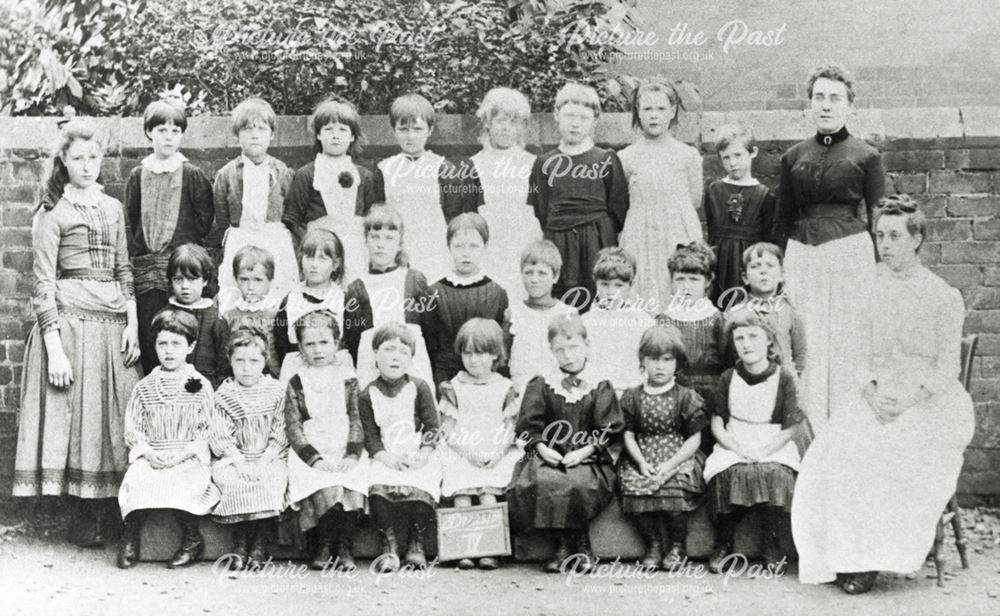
xmin=116 ymin=296 xmax=803 ymax=576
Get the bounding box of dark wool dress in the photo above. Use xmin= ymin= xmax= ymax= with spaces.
xmin=508 ymin=374 xmax=624 ymax=530
xmin=425 ymin=275 xmax=509 ymax=387
xmin=527 ymin=147 xmax=629 ymax=303
xmin=154 ymin=301 xmax=231 ymax=388
xmin=704 ymin=180 xmax=776 ymax=304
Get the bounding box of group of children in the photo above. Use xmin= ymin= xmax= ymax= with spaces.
xmin=20 ymin=78 xmax=812 ymax=577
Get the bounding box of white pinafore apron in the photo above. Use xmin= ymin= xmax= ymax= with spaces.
xmin=702 ymin=370 xmax=800 ymax=483
xmin=286 ymin=366 xmax=369 ymax=507
xmin=366 ymin=381 xmax=442 ymax=501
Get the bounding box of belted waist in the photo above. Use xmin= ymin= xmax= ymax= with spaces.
xmin=58 ymin=267 xmax=114 ymax=282
xmin=800 ymin=203 xmax=858 ymax=219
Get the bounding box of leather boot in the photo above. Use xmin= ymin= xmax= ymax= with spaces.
xmin=116 ymin=512 xmax=141 ymax=569
xmin=661 ymin=513 xmax=688 ymax=571
xmin=574 ymin=529 xmax=596 ymax=574
xmin=75 ymin=499 xmax=108 ymax=548
xmin=167 ymin=511 xmax=204 ymax=569
xmin=375 ymin=526 xmax=401 ymax=573
xmin=309 ymin=518 xmax=334 ymax=571
xmin=708 ymin=511 xmax=741 ymax=574
xmin=229 ymin=524 xmax=249 ymax=571
xmin=543 ymin=530 xmax=570 ymax=573
xmin=405 ymin=520 xmax=428 ymax=569
xmin=247 ymin=520 xmax=272 ymax=570
xmin=761 ymin=507 xmax=787 ymax=574
xmin=633 ymin=513 xmax=663 ymax=570
xmin=332 ymin=511 xmax=358 ymax=572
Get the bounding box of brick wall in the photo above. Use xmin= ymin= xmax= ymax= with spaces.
xmin=623 ymin=0 xmax=1000 ymax=111
xmin=1 ymin=107 xmax=998 ymax=504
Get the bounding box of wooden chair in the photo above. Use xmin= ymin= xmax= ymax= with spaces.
xmin=931 ymin=334 xmax=976 ymax=586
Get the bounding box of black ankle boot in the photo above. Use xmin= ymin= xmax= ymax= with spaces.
xmin=709 ymin=511 xmax=741 ymax=574
xmin=405 ymin=520 xmax=428 ymax=569
xmin=543 ymin=530 xmax=570 ymax=573
xmin=376 ymin=526 xmax=401 ymax=573
xmin=75 ymin=499 xmax=108 ymax=548
xmin=332 ymin=512 xmax=358 ymax=571
xmin=761 ymin=508 xmax=787 ymax=573
xmin=116 ymin=512 xmax=141 ymax=569
xmin=167 ymin=511 xmax=204 ymax=569
xmin=633 ymin=514 xmax=663 ymax=570
xmin=662 ymin=513 xmax=688 ymax=571
xmin=309 ymin=523 xmax=334 ymax=571
xmin=230 ymin=524 xmax=249 ymax=571
xmin=574 ymin=529 xmax=596 ymax=573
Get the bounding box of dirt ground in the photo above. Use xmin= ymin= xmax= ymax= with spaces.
xmin=2 ymin=508 xmax=1000 ymax=616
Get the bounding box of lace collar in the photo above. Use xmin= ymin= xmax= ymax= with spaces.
xmin=544 ymin=365 xmax=597 ymax=404
xmin=642 ymin=379 xmax=676 ymax=395
xmin=62 ymin=183 xmax=104 ymax=207
xmin=142 ymin=152 xmax=187 ymax=174
xmin=443 ymin=270 xmax=488 ymax=287
xmin=557 ymin=138 xmax=595 ymax=156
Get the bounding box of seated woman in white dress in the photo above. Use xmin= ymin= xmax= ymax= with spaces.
xmin=792 ymin=194 xmax=975 ymax=594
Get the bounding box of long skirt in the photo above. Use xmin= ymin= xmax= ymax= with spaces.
xmin=784 ymin=233 xmax=874 ymax=432
xmin=791 ymin=383 xmax=974 ymax=583
xmin=13 ymin=311 xmax=142 ymax=499
xmin=508 ymin=456 xmax=616 ymax=530
xmin=287 ymin=452 xmax=369 ymax=531
xmin=211 ymin=454 xmax=289 ymax=524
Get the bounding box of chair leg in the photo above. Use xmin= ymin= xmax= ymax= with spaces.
xmin=933 ymin=516 xmax=946 ymax=587
xmin=948 ymin=496 xmax=969 ymax=569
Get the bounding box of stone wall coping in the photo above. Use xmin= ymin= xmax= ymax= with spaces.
xmin=2 ymin=107 xmax=998 ymax=154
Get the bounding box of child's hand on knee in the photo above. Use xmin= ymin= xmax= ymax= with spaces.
xmin=313 ymin=458 xmax=338 ymax=473
xmin=334 ymin=455 xmax=359 ymax=473
xmin=536 ymin=444 xmax=563 ymax=467
xmin=375 ymin=451 xmax=406 ymax=471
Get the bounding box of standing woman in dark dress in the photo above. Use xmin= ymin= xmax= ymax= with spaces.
xmin=774 ymin=64 xmax=885 ymax=432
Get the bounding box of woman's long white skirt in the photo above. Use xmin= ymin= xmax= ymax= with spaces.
xmin=784 ymin=233 xmax=875 ymax=433
xmin=791 ymin=383 xmax=974 ymax=583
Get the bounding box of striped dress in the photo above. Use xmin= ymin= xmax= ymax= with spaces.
xmin=209 ymin=376 xmax=289 ymax=524
xmin=118 ymin=366 xmax=220 ymax=519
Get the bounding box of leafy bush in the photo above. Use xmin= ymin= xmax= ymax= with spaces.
xmin=1 ymin=0 xmax=647 ymax=116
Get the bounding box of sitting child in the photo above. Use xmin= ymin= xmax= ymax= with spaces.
xmin=703 ymin=312 xmax=804 ymax=574
xmin=359 ymin=323 xmax=443 ymax=573
xmin=508 ymin=313 xmax=624 ymax=574
xmin=117 ymin=309 xmax=220 ymax=569
xmin=209 ymin=327 xmax=289 ymax=570
xmin=438 ymin=319 xmax=521 ymax=570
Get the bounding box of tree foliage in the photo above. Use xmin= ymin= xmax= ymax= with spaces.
xmin=1 ymin=0 xmax=652 ymax=116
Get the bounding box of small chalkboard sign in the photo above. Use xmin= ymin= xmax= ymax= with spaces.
xmin=436 ymin=502 xmax=512 ymax=561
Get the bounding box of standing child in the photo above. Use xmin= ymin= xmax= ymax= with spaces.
xmin=704 ymin=123 xmax=776 ymax=304
xmin=282 ymin=98 xmax=380 ymax=283
xmin=470 ymin=87 xmax=540 ymax=297
xmin=116 ymin=309 xmax=220 ymax=569
xmin=528 ymin=82 xmax=629 ymax=310
xmin=14 ymin=120 xmax=142 ymax=548
xmin=220 ymin=245 xmax=282 ymax=377
xmin=425 ymin=212 xmax=509 ymax=387
xmin=342 ymin=206 xmax=435 ymax=390
xmin=504 ymin=240 xmax=577 ymax=393
xmin=210 ymin=97 xmax=298 ymax=308
xmin=359 ymin=324 xmax=443 ymax=573
xmin=157 ymin=244 xmax=230 ymax=388
xmin=284 ymin=311 xmax=369 ymax=571
xmin=509 ymin=313 xmax=624 ymax=573
xmin=274 ymin=228 xmax=349 ymax=383
xmin=439 ymin=319 xmax=521 ymax=570
xmin=655 ymin=242 xmax=726 ymax=437
xmin=209 ymin=327 xmax=289 ymax=570
xmin=618 ymin=80 xmax=703 ymax=311
xmin=581 ymin=247 xmax=657 ymax=396
xmin=374 ymin=93 xmax=484 ymax=283
xmin=723 ymin=243 xmax=807 ymax=379
xmin=124 ymin=100 xmax=214 ymax=374
xmin=703 ymin=312 xmax=804 ymax=574
xmin=619 ymin=325 xmax=707 ymax=571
